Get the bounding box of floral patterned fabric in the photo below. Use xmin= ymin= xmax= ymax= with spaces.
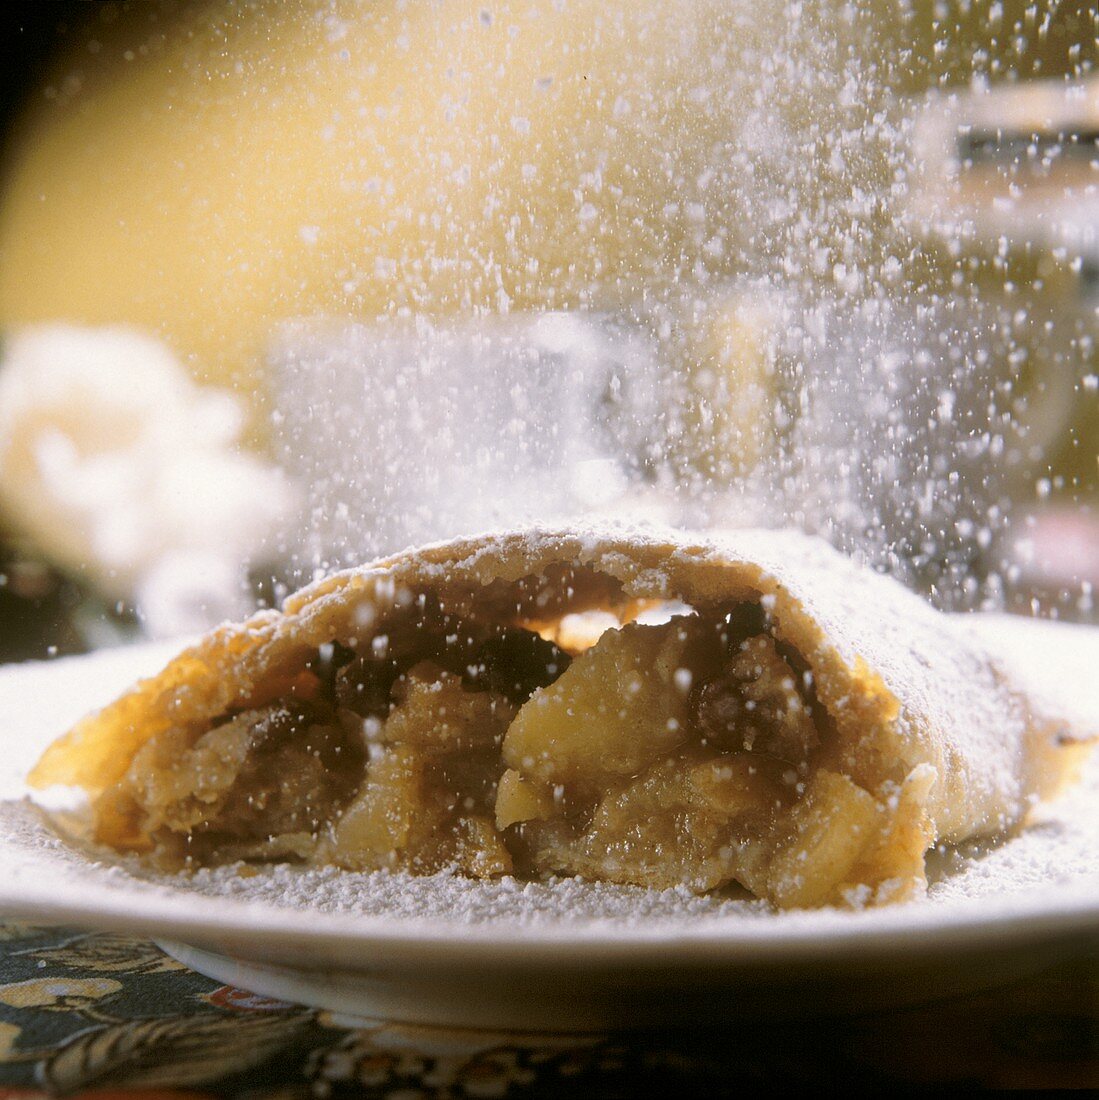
xmin=0 ymin=922 xmax=1095 ymax=1096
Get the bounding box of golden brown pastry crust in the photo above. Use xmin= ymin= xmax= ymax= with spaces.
xmin=29 ymin=526 xmax=1092 ymax=904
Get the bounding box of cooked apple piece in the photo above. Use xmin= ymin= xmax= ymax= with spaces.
xmin=561 ymin=751 xmax=793 ymax=891
xmin=834 ymin=765 xmax=937 ymax=906
xmin=501 ymin=615 xmax=726 ymax=797
xmin=383 ymin=661 xmax=515 ymax=751
xmin=685 ymin=752 xmax=792 ymax=820
xmin=322 ymin=661 xmax=515 ymax=875
xmin=325 ymin=745 xmax=424 ymax=866
xmin=498 ymin=609 xmax=820 ymax=891
xmin=495 ymin=768 xmax=555 ymax=829
xmin=322 ymin=744 xmax=512 ymax=877
xmin=762 ymin=770 xmax=884 ymax=908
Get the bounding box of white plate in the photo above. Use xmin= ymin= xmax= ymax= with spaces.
xmin=1 ymin=620 xmax=1098 ymax=1030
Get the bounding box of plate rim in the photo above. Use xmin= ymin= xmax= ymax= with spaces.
xmin=3 ymin=626 xmax=1098 ymax=975
xmin=2 ymin=872 xmax=1097 ymax=971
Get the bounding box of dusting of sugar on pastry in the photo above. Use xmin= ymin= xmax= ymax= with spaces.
xmin=7 ymin=525 xmax=1097 ymax=923
xmin=0 ymin=566 xmax=1097 ymax=939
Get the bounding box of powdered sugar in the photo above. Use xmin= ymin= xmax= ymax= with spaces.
xmin=1 ymin=621 xmax=1097 ymax=946
xmin=177 ymin=747 xmax=1099 ymax=926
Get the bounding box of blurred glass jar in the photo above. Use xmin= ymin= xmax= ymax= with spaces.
xmin=268 ymin=291 xmax=795 ymax=573
xmin=268 ymin=313 xmax=666 ymax=571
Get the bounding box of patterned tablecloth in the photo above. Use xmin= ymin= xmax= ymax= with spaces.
xmin=0 ymin=922 xmax=1094 ymax=1096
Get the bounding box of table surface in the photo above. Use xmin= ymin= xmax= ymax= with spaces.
xmin=0 ymin=922 xmax=1094 ymax=1096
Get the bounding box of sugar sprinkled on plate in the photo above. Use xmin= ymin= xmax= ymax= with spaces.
xmin=1 ymin=613 xmax=1097 ymax=942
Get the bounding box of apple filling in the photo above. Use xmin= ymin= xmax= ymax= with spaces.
xmin=103 ymin=597 xmax=933 ymax=907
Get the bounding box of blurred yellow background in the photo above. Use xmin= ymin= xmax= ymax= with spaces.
xmin=4 ymin=0 xmax=1090 ymax=396
xmin=0 ymin=0 xmax=769 ymax=396
xmin=0 ymin=0 xmax=1094 ymax=631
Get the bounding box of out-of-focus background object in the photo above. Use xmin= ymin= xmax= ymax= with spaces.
xmin=0 ymin=325 xmax=293 ymax=637
xmin=0 ymin=535 xmax=110 ymax=661
xmin=271 ymin=313 xmax=660 ymax=570
xmin=914 ymin=78 xmax=1099 ymax=263
xmin=0 ymin=0 xmax=1096 ymax=653
xmin=269 ymin=292 xmax=787 ymax=572
xmin=0 ymin=0 xmax=778 ymax=399
xmin=904 ymin=74 xmax=1099 ymax=609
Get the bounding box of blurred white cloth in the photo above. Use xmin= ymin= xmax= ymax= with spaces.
xmin=0 ymin=325 xmax=295 ymax=635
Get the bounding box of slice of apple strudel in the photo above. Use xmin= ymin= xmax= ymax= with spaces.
xmin=29 ymin=527 xmax=1093 ymax=909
